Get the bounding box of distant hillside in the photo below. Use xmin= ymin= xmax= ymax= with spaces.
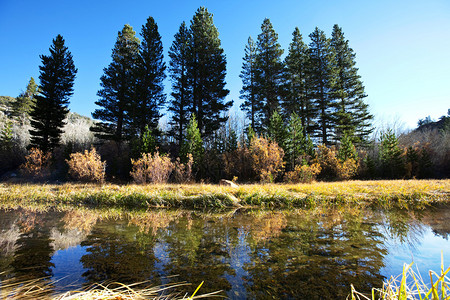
xmin=416 ymin=110 xmax=450 ymax=132
xmin=0 ymin=96 xmax=15 ymax=114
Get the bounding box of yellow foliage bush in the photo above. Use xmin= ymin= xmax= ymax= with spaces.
xmin=173 ymin=153 xmax=193 ymax=183
xmin=130 ymin=152 xmax=173 ymax=184
xmin=66 ymin=147 xmax=106 ymax=183
xmin=316 ymin=145 xmax=358 ymax=180
xmin=20 ymin=148 xmax=52 ymax=179
xmin=285 ymin=163 xmax=322 ymax=183
xmin=249 ymin=137 xmax=285 ymax=183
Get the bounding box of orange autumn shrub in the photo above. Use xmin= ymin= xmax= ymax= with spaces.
xmin=66 ymin=147 xmax=106 ymax=183
xmin=20 ymin=148 xmax=52 ymax=179
xmin=130 ymin=151 xmax=173 ymax=184
xmin=285 ymin=163 xmax=321 ymax=183
xmin=249 ymin=137 xmax=285 ymax=183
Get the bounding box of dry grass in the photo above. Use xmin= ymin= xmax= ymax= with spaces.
xmin=0 ymin=276 xmax=222 ymax=299
xmin=349 ymin=255 xmax=450 ymax=300
xmin=0 ymin=180 xmax=448 ymax=210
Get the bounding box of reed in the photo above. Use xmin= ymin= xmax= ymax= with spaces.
xmin=349 ymin=255 xmax=450 ymax=300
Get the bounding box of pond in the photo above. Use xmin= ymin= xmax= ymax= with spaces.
xmin=1 ymin=205 xmax=450 ymax=299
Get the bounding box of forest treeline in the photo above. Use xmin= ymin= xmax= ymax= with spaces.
xmin=0 ymin=7 xmax=449 ymax=183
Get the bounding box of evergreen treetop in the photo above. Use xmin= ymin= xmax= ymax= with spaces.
xmin=132 ymin=16 xmax=166 ymax=138
xmin=91 ymin=24 xmax=140 ymax=144
xmin=189 ymin=7 xmax=231 ymax=137
xmin=330 ymin=24 xmax=373 ymax=143
xmin=255 ymin=18 xmax=284 ymax=131
xmin=29 ymin=34 xmax=77 ymax=151
xmin=307 ymin=27 xmax=338 ymax=145
xmin=168 ymin=21 xmax=192 ymax=149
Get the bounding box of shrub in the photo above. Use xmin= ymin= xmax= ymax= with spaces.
xmin=285 ymin=163 xmax=321 ymax=183
xmin=249 ymin=137 xmax=285 ymax=183
xmin=20 ymin=148 xmax=52 ymax=179
xmin=223 ymin=143 xmax=255 ymax=182
xmin=316 ymin=145 xmax=358 ymax=180
xmin=173 ymin=153 xmax=193 ymax=183
xmin=66 ymin=147 xmax=106 ymax=183
xmin=130 ymin=151 xmax=173 ymax=184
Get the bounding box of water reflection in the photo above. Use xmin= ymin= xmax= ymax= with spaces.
xmin=0 ymin=205 xmax=450 ymax=299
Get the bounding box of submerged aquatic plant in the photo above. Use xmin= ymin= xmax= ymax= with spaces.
xmin=349 ymin=255 xmax=450 ymax=300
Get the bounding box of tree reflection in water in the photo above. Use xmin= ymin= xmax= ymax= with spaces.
xmin=0 ymin=205 xmax=448 ymax=299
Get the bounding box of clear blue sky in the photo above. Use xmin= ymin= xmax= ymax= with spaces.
xmin=1 ymin=0 xmax=449 ymax=130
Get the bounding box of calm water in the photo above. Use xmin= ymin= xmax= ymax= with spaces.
xmin=1 ymin=205 xmax=450 ymax=299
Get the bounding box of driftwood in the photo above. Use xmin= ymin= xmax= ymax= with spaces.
xmin=219 ymin=179 xmax=238 ymax=188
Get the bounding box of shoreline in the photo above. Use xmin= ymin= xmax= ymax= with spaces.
xmin=0 ymin=179 xmax=448 ymax=210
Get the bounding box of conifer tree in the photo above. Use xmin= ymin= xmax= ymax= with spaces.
xmin=255 ymin=18 xmax=284 ymax=131
xmin=330 ymin=24 xmax=373 ymax=143
xmin=285 ymin=113 xmax=314 ymax=171
xmin=133 ymin=17 xmax=166 ymax=139
xmin=13 ymin=77 xmax=38 ymax=120
xmin=91 ymin=24 xmax=140 ymax=146
xmin=240 ymin=36 xmax=261 ymax=132
xmin=337 ymin=131 xmax=358 ymax=162
xmin=284 ymin=28 xmax=316 ymax=137
xmin=307 ymin=27 xmax=338 ymax=145
xmin=189 ymin=7 xmax=231 ymax=137
xmin=168 ymin=22 xmax=192 ymax=149
xmin=29 ymin=35 xmax=77 ymax=152
xmin=379 ymin=129 xmax=404 ymax=178
xmin=268 ymin=110 xmax=287 ymax=151
xmin=181 ymin=114 xmax=203 ymax=173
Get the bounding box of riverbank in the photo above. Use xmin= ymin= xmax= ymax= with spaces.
xmin=0 ymin=180 xmax=448 ymax=210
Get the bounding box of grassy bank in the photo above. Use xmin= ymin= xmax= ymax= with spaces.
xmin=0 ymin=180 xmax=449 ymax=210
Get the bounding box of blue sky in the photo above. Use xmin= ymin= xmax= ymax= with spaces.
xmin=1 ymin=0 xmax=449 ymax=130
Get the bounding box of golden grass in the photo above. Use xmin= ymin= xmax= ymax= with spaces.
xmin=349 ymin=254 xmax=450 ymax=300
xmin=0 ymin=180 xmax=448 ymax=210
xmin=0 ymin=276 xmax=222 ymax=299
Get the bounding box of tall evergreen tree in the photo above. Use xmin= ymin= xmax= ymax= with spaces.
xmin=330 ymin=24 xmax=373 ymax=143
xmin=29 ymin=35 xmax=77 ymax=152
xmin=189 ymin=7 xmax=231 ymax=137
xmin=284 ymin=27 xmax=316 ymax=137
xmin=255 ymin=18 xmax=284 ymax=131
xmin=307 ymin=27 xmax=338 ymax=145
xmin=12 ymin=77 xmax=38 ymax=121
xmin=132 ymin=17 xmax=166 ymax=138
xmin=268 ymin=110 xmax=287 ymax=151
xmin=168 ymin=22 xmax=192 ymax=149
xmin=285 ymin=113 xmax=314 ymax=171
xmin=91 ymin=24 xmax=140 ymax=146
xmin=240 ymin=36 xmax=261 ymax=132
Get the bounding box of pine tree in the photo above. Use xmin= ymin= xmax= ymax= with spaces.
xmin=91 ymin=24 xmax=140 ymax=146
xmin=268 ymin=110 xmax=287 ymax=151
xmin=29 ymin=35 xmax=77 ymax=152
xmin=283 ymin=27 xmax=316 ymax=136
xmin=285 ymin=113 xmax=314 ymax=171
xmin=168 ymin=22 xmax=192 ymax=149
xmin=240 ymin=36 xmax=261 ymax=132
xmin=379 ymin=129 xmax=404 ymax=178
xmin=181 ymin=114 xmax=203 ymax=172
xmin=337 ymin=131 xmax=358 ymax=162
xmin=307 ymin=27 xmax=338 ymax=145
xmin=255 ymin=18 xmax=284 ymax=131
xmin=330 ymin=24 xmax=373 ymax=143
xmin=12 ymin=77 xmax=38 ymax=120
xmin=132 ymin=17 xmax=166 ymax=139
xmin=189 ymin=7 xmax=231 ymax=137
